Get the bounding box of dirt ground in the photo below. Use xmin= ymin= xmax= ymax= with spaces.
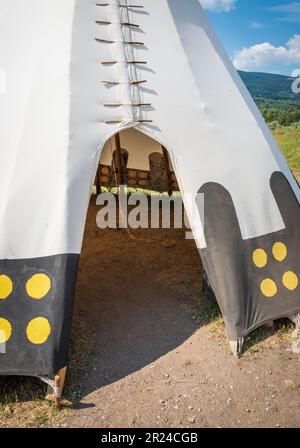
xmin=0 ymin=197 xmax=299 ymax=428
xmin=62 ymin=198 xmax=299 ymax=429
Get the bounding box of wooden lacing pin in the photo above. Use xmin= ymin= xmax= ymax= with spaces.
xmin=130 ymin=80 xmax=147 ymax=85
xmin=119 ymin=4 xmax=144 ymax=8
xmin=101 ymin=60 xmax=118 ymax=65
xmin=95 ymin=38 xmax=115 ymax=44
xmin=105 ymin=120 xmax=125 ymax=124
xmin=125 ymin=41 xmax=144 ymax=46
xmin=102 ymin=80 xmax=146 ymax=85
xmin=96 ymin=3 xmax=110 ymax=6
xmin=100 ymin=61 xmax=147 ymax=65
xmin=127 ymin=61 xmax=147 ymax=64
xmin=95 ymin=20 xmax=112 ymax=25
xmin=105 ymin=119 xmax=153 ymax=124
xmin=102 ymin=80 xmax=120 ymax=85
xmin=103 ymin=102 xmax=151 ymax=107
xmin=103 ymin=103 xmax=124 ymax=107
xmin=121 ymin=22 xmax=140 ymax=28
xmin=95 ymin=21 xmax=140 ymax=28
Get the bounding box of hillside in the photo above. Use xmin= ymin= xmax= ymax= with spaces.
xmin=238 ymin=71 xmax=300 ymax=105
xmin=238 ymin=71 xmax=300 ymax=125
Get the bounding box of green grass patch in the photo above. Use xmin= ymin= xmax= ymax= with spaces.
xmin=273 ymin=126 xmax=300 ymax=168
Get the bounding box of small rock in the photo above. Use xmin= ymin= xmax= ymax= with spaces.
xmin=283 ymin=379 xmax=297 ymax=390
xmin=292 ymin=328 xmax=300 ymax=354
xmin=189 ymin=417 xmax=196 ymax=424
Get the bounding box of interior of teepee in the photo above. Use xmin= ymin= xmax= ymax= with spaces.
xmin=96 ymin=128 xmax=179 ymax=195
xmin=71 ymin=129 xmax=209 ymax=387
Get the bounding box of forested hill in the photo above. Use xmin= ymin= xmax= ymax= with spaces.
xmin=238 ymin=71 xmax=300 ymax=125
xmin=238 ymin=71 xmax=299 ymax=104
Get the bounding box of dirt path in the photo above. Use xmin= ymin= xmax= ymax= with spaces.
xmin=60 ymin=199 xmax=299 ymax=428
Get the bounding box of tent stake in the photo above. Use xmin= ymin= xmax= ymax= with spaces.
xmin=45 ymin=366 xmax=67 ymax=408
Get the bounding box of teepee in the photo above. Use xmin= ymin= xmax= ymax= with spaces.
xmin=0 ymin=0 xmax=299 ymax=403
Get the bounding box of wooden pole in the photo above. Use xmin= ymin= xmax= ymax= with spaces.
xmin=95 ymin=165 xmax=102 ymax=195
xmin=115 ymin=133 xmax=124 ymax=185
xmin=161 ymin=145 xmax=173 ymax=196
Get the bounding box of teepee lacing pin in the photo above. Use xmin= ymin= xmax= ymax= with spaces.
xmin=104 ymin=102 xmax=151 ymax=107
xmin=97 ymin=1 xmax=151 ymax=124
xmin=105 ymin=119 xmax=153 ymax=124
xmin=95 ymin=37 xmax=144 ymax=45
xmin=95 ymin=3 xmax=144 ymax=7
xmin=95 ymin=20 xmax=140 ymax=27
xmin=102 ymin=80 xmax=147 ymax=85
xmin=101 ymin=60 xmax=147 ymax=65
xmin=96 ymin=3 xmax=144 ymax=7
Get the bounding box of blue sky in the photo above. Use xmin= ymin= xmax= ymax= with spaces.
xmin=200 ymin=0 xmax=300 ymax=76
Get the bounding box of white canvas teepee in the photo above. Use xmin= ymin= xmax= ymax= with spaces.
xmin=0 ymin=0 xmax=299 ymax=400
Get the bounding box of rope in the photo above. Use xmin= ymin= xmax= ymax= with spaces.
xmin=108 ymin=138 xmax=176 ymax=248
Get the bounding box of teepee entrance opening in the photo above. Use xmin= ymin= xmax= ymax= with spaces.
xmin=71 ymin=129 xmax=210 ymax=391
xmin=96 ymin=128 xmax=179 ymax=197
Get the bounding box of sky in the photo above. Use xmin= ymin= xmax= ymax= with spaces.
xmin=200 ymin=0 xmax=300 ymax=76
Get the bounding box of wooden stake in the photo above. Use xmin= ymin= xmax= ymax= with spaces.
xmin=162 ymin=146 xmax=173 ymax=196
xmin=115 ymin=133 xmax=124 ymax=185
xmin=45 ymin=366 xmax=67 ymax=408
xmin=95 ymin=165 xmax=102 ymax=195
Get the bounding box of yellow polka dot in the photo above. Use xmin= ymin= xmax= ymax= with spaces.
xmin=282 ymin=271 xmax=298 ymax=291
xmin=26 ymin=317 xmax=51 ymax=345
xmin=26 ymin=274 xmax=51 ymax=300
xmin=272 ymin=242 xmax=287 ymax=262
xmin=252 ymin=249 xmax=268 ymax=268
xmin=0 ymin=318 xmax=12 ymax=343
xmin=260 ymin=278 xmax=277 ymax=298
xmin=0 ymin=275 xmax=13 ymax=300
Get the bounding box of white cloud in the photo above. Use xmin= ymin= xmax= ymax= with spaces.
xmin=266 ymin=2 xmax=300 ymax=23
xmin=233 ymin=35 xmax=300 ymax=70
xmin=249 ymin=21 xmax=267 ymax=29
xmin=200 ymin=0 xmax=237 ymax=13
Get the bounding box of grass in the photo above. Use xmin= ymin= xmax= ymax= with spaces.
xmin=273 ymin=125 xmax=300 ymax=169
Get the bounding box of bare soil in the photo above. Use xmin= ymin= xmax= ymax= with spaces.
xmin=64 ymin=199 xmax=300 ymax=428
xmin=0 ymin=197 xmax=299 ymax=428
